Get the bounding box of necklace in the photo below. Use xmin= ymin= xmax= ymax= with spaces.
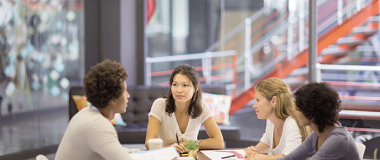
xmin=175 ymin=112 xmax=186 ymax=121
xmin=275 ymin=121 xmax=284 ymax=137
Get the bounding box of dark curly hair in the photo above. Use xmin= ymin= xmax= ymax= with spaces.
xmin=294 ymin=82 xmax=342 ymax=133
xmin=161 ymin=64 xmax=202 ymax=119
xmin=83 ymin=59 xmax=128 ymax=109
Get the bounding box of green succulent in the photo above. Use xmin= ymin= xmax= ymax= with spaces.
xmin=184 ymin=140 xmax=199 ymax=150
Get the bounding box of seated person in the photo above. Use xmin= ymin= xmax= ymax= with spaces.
xmin=275 ymin=82 xmax=361 ymax=160
xmin=145 ymin=64 xmax=224 ymax=153
xmin=55 ymin=60 xmax=133 ymax=160
xmin=245 ymin=78 xmax=311 ymax=160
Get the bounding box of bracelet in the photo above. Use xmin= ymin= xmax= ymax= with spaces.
xmin=252 ymin=152 xmax=258 ymax=160
xmin=196 ymin=139 xmax=202 ymax=145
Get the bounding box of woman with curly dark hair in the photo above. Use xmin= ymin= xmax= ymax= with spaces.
xmin=145 ymin=64 xmax=224 ymax=153
xmin=55 ymin=59 xmax=133 ymax=160
xmin=276 ymin=82 xmax=360 ymax=160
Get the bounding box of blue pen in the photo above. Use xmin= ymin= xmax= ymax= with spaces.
xmin=176 ymin=133 xmax=182 ymax=156
xmin=176 ymin=133 xmax=180 ymax=145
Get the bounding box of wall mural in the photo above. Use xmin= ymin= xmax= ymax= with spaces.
xmin=0 ymin=0 xmax=84 ymax=115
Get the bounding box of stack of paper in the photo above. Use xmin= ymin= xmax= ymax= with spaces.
xmin=200 ymin=149 xmax=247 ymax=160
xmin=129 ymin=147 xmax=179 ymax=160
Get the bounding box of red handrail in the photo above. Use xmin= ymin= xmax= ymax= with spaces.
xmin=230 ymin=0 xmax=380 ymax=115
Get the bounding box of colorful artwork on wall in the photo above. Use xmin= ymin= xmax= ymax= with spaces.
xmin=0 ymin=0 xmax=84 ymax=115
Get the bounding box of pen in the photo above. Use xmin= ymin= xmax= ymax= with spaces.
xmin=176 ymin=133 xmax=180 ymax=145
xmin=176 ymin=133 xmax=181 ymax=156
xmin=221 ymin=154 xmax=235 ymax=159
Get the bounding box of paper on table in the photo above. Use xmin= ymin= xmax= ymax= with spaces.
xmin=200 ymin=149 xmax=247 ymax=160
xmin=129 ymin=146 xmax=179 ymax=160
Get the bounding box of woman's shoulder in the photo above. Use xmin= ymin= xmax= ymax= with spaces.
xmin=283 ymin=116 xmax=300 ymax=130
xmin=152 ymin=98 xmax=166 ymax=106
xmin=200 ymin=99 xmax=208 ymax=107
xmin=149 ymin=98 xmax=168 ymax=118
xmin=154 ymin=97 xmax=166 ymax=102
xmin=328 ymin=127 xmax=351 ymax=140
xmin=324 ymin=127 xmax=355 ymax=150
xmin=72 ymin=108 xmax=114 ymax=130
xmin=285 ymin=116 xmax=298 ymax=125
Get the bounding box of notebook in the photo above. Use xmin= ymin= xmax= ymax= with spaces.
xmin=129 ymin=146 xmax=179 ymax=160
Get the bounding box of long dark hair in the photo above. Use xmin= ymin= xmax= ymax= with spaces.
xmin=161 ymin=64 xmax=203 ymax=119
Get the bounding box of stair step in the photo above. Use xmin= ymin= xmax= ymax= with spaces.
xmin=352 ymin=26 xmax=379 ymax=35
xmin=339 ymin=110 xmax=380 ymax=120
xmin=282 ymin=77 xmax=306 ymax=86
xmin=337 ymin=37 xmax=364 ymax=46
xmin=320 ymin=46 xmax=348 ymax=56
xmin=368 ymin=16 xmax=380 ymax=23
xmin=288 ymin=67 xmax=308 ymax=77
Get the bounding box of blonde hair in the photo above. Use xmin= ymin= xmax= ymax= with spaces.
xmin=254 ymin=77 xmax=311 ymax=141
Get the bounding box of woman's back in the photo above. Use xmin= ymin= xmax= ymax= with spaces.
xmin=276 ymin=126 xmax=360 ymax=160
xmin=55 ymin=107 xmax=132 ymax=160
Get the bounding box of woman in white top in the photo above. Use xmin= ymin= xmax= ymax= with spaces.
xmin=245 ymin=78 xmax=311 ymax=160
xmin=55 ymin=60 xmax=132 ymax=160
xmin=145 ymin=64 xmax=224 ymax=153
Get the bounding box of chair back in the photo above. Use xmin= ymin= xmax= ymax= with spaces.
xmin=356 ymin=142 xmax=366 ymax=159
xmin=68 ymin=84 xmax=226 ymax=122
xmin=36 ymin=154 xmax=48 ymax=160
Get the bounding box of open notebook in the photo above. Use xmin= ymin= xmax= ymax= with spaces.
xmin=129 ymin=147 xmax=179 ymax=160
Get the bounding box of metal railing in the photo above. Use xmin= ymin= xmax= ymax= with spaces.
xmin=145 ymin=50 xmax=236 ymax=86
xmin=316 ymin=63 xmax=380 ymax=82
xmin=232 ymin=0 xmax=374 ymax=94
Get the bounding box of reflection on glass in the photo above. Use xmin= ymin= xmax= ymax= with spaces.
xmin=0 ymin=0 xmax=84 ymax=115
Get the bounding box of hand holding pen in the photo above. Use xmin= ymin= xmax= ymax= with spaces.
xmin=170 ymin=133 xmax=185 ymax=154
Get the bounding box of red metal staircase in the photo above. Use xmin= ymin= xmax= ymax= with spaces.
xmin=230 ymin=0 xmax=380 ymax=115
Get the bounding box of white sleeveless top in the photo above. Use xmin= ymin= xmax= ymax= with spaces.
xmin=260 ymin=116 xmax=302 ymax=155
xmin=148 ymin=98 xmax=212 ymax=146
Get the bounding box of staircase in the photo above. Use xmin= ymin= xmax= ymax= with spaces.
xmin=230 ymin=0 xmax=380 ymax=115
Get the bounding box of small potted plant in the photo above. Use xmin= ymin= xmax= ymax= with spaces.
xmin=184 ymin=140 xmax=198 ymax=159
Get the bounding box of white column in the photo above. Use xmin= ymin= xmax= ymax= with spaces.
xmin=337 ymin=0 xmax=343 ymax=25
xmin=244 ymin=18 xmax=252 ymax=89
xmin=299 ymin=0 xmax=305 ymax=52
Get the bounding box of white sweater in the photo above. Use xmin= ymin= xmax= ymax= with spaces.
xmin=55 ymin=107 xmax=132 ymax=160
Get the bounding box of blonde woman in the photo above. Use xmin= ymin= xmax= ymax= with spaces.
xmin=245 ymin=78 xmax=310 ymax=160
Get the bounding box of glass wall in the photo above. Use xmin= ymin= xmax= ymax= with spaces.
xmin=146 ymin=0 xmax=262 ymax=92
xmin=0 ymin=0 xmax=378 ymax=158
xmin=145 ymin=0 xmax=380 ymax=158
xmin=0 ymin=0 xmax=85 ymax=115
xmin=0 ymin=0 xmax=84 ymax=156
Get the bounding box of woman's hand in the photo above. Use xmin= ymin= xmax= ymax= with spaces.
xmin=244 ymin=145 xmax=258 ymax=157
xmin=166 ymin=143 xmax=186 ymax=153
xmin=244 ymin=151 xmax=258 ymax=160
